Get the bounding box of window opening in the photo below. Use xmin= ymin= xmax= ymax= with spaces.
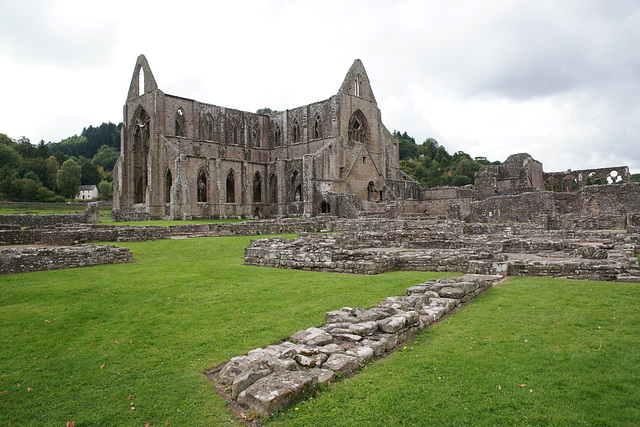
xmin=314 ymin=115 xmax=322 ymax=139
xmin=197 ymin=170 xmax=207 ymax=202
xmin=175 ymin=108 xmax=185 ymax=137
xmin=253 ymin=172 xmax=262 ymax=203
xmin=165 ymin=169 xmax=172 ymax=203
xmin=226 ymin=170 xmax=236 ymax=203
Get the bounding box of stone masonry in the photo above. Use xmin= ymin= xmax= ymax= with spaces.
xmin=209 ymin=274 xmax=502 ymax=418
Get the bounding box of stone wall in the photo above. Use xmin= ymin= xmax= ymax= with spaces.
xmin=244 ymin=222 xmax=640 ymax=281
xmin=0 ymin=244 xmax=134 ymax=275
xmin=0 ymin=224 xmax=169 ymax=246
xmin=0 ymin=202 xmax=100 ymax=226
xmin=210 ymin=274 xmax=503 ymax=418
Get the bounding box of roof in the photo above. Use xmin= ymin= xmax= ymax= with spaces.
xmin=78 ymin=185 xmax=97 ymax=191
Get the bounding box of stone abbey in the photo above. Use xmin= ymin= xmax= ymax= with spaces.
xmin=112 ymin=55 xmax=418 ymax=221
xmin=112 ymin=55 xmax=633 ymax=223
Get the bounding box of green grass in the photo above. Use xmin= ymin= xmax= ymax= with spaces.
xmin=266 ymin=277 xmax=640 ymax=426
xmin=0 ymin=236 xmax=451 ymax=426
xmin=0 ymin=204 xmax=112 ymax=223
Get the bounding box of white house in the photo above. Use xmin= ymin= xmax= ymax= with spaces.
xmin=76 ymin=185 xmax=99 ymax=200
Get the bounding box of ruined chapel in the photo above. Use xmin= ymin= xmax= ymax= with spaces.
xmin=112 ymin=55 xmax=419 ymax=221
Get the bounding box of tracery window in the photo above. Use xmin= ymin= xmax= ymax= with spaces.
xmin=175 ymin=108 xmax=185 ymax=137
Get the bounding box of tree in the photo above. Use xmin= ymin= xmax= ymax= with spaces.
xmin=256 ymin=107 xmax=279 ymax=115
xmin=45 ymin=156 xmax=59 ymax=190
xmin=98 ymin=180 xmax=113 ymax=199
xmin=92 ymin=145 xmax=120 ymax=171
xmin=56 ymin=159 xmax=82 ymax=199
xmin=81 ymin=161 xmax=101 ymax=185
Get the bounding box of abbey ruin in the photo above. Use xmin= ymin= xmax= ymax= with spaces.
xmin=112 ymin=55 xmax=636 ymax=225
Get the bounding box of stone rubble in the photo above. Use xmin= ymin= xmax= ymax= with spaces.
xmin=210 ymin=274 xmax=502 ymax=418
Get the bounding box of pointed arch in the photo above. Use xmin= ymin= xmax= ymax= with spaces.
xmin=228 ymin=118 xmax=238 ymax=145
xmin=314 ymin=114 xmax=322 ymax=139
xmin=202 ymin=113 xmax=214 ymax=141
xmin=226 ymin=170 xmax=236 ymax=203
xmin=132 ymin=106 xmax=150 ymax=204
xmin=127 ymin=54 xmax=158 ymax=101
xmin=165 ymin=169 xmax=172 ymax=203
xmin=291 ymin=170 xmax=302 ymax=202
xmin=274 ymin=124 xmax=282 ymax=147
xmin=269 ymin=173 xmax=278 ymax=204
xmin=320 ymin=200 xmax=330 ymax=214
xmin=292 ymin=119 xmax=301 ymax=143
xmin=348 ymin=110 xmax=368 ymax=144
xmin=175 ymin=108 xmax=185 ymax=137
xmin=253 ymin=172 xmax=262 ymax=203
xmin=197 ymin=168 xmax=208 ymax=202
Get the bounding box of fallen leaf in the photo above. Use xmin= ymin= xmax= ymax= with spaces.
xmin=114 ymin=340 xmax=120 ymax=344
xmin=100 ymin=363 xmax=105 ymax=370
xmin=518 ymin=383 xmax=527 ymax=387
xmin=144 ymin=422 xmax=150 ymax=427
xmin=0 ymin=390 xmax=8 ymax=395
xmin=66 ymin=422 xmax=76 ymax=427
xmin=530 ymin=389 xmax=533 ymax=392
xmin=89 ymin=343 xmax=94 ymax=346
xmin=498 ymin=385 xmax=502 ymax=390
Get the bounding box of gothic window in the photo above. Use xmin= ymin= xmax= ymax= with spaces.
xmin=367 ymin=181 xmax=376 ymax=201
xmin=203 ymin=113 xmax=214 ymax=141
xmin=253 ymin=172 xmax=262 ymax=203
xmin=354 ymin=74 xmax=361 ymax=97
xmin=133 ymin=107 xmax=150 ymax=204
xmin=292 ymin=119 xmax=300 ymax=143
xmin=320 ymin=200 xmax=330 ymax=214
xmin=348 ymin=110 xmax=367 ymax=144
xmin=175 ymin=108 xmax=185 ymax=137
xmin=314 ymin=115 xmax=322 ymax=139
xmin=229 ymin=119 xmax=238 ymax=145
xmin=252 ymin=126 xmax=260 ymax=148
xmin=165 ymin=169 xmax=172 ymax=203
xmin=226 ymin=170 xmax=235 ymax=203
xmin=291 ymin=170 xmax=302 ymax=202
xmin=269 ymin=174 xmax=278 ymax=203
xmin=274 ymin=124 xmax=282 ymax=147
xmin=197 ymin=169 xmax=207 ymax=202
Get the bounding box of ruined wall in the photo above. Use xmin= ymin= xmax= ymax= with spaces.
xmin=466 ymin=183 xmax=640 ymax=229
xmin=0 ymin=245 xmax=133 ymax=275
xmin=0 ymin=224 xmax=169 ymax=246
xmin=0 ymin=203 xmax=100 ymax=226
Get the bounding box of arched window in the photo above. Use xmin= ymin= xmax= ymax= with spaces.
xmin=291 ymin=170 xmax=302 ymax=202
xmin=226 ymin=170 xmax=235 ymax=203
xmin=585 ymin=172 xmax=602 ymax=186
xmin=292 ymin=119 xmax=300 ymax=143
xmin=269 ymin=174 xmax=278 ymax=203
xmin=354 ymin=74 xmax=361 ymax=97
xmin=274 ymin=124 xmax=282 ymax=147
xmin=252 ymin=126 xmax=260 ymax=148
xmin=133 ymin=107 xmax=150 ymax=204
xmin=253 ymin=172 xmax=262 ymax=203
xmin=320 ymin=200 xmax=330 ymax=214
xmin=197 ymin=169 xmax=207 ymax=202
xmin=165 ymin=169 xmax=172 ymax=203
xmin=348 ymin=110 xmax=367 ymax=144
xmin=229 ymin=119 xmax=238 ymax=145
xmin=203 ymin=113 xmax=214 ymax=141
xmin=314 ymin=115 xmax=322 ymax=139
xmin=175 ymin=108 xmax=185 ymax=137
xmin=607 ymin=170 xmax=623 ymax=184
xmin=562 ymin=175 xmax=578 ymax=192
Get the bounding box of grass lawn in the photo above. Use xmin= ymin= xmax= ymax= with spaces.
xmin=1 ymin=237 xmax=638 ymax=426
xmin=0 ymin=236 xmax=452 ymax=426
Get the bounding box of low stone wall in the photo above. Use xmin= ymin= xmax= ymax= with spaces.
xmin=0 ymin=244 xmax=134 ymax=275
xmin=209 ymin=274 xmax=503 ymax=418
xmin=244 ymin=226 xmax=640 ymax=281
xmin=0 ymin=224 xmax=169 ymax=246
xmin=0 ymin=202 xmax=100 ymax=226
xmin=167 ymin=217 xmax=335 ymax=237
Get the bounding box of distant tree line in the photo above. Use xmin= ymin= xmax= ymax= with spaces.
xmin=0 ymin=122 xmax=121 ymax=202
xmin=394 ymin=131 xmax=496 ymax=187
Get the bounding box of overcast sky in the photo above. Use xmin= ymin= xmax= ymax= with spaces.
xmin=1 ymin=0 xmax=639 ymax=173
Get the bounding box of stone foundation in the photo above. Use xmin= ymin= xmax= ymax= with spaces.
xmin=209 ymin=274 xmax=503 ymax=418
xmin=0 ymin=244 xmax=134 ymax=275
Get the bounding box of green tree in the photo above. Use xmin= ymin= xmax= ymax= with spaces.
xmin=98 ymin=180 xmax=113 ymax=199
xmin=45 ymin=156 xmax=59 ymax=190
xmin=92 ymin=145 xmax=120 ymax=171
xmin=57 ymin=159 xmax=82 ymax=199
xmin=81 ymin=161 xmax=101 ymax=186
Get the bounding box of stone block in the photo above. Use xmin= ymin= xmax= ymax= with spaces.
xmin=323 ymin=353 xmax=359 ymax=376
xmin=237 ymin=371 xmax=318 ymax=417
xmin=231 ymin=368 xmax=271 ymax=399
xmin=377 ymin=315 xmax=406 ymax=333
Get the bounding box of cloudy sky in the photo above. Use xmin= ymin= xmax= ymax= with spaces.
xmin=1 ymin=0 xmax=639 ymax=173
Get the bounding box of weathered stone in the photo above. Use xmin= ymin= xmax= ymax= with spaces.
xmin=323 ymin=354 xmax=359 ymax=376
xmin=316 ymin=343 xmax=344 ymax=355
xmin=377 ymin=315 xmax=406 ymax=333
xmin=294 ymin=353 xmax=328 ymax=368
xmin=346 ymin=345 xmax=375 ymax=363
xmin=291 ymin=327 xmax=333 ymax=346
xmin=231 ymin=368 xmax=271 ymax=399
xmin=237 ymin=371 xmax=317 ymax=417
xmin=356 ymin=307 xmax=389 ymax=322
xmin=307 ymin=368 xmax=335 ymax=384
xmin=218 ymin=356 xmax=251 ymax=386
xmin=438 ymin=286 xmax=466 ymax=299
xmin=348 ymin=321 xmax=378 ymax=336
